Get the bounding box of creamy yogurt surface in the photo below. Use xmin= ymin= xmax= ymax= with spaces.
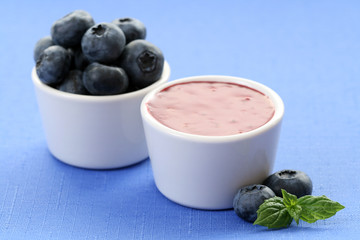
xmin=146 ymin=81 xmax=275 ymax=136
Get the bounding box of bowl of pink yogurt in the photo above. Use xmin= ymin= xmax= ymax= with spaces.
xmin=141 ymin=75 xmax=284 ymax=210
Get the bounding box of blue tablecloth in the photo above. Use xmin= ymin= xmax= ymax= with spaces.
xmin=1 ymin=0 xmax=359 ymax=239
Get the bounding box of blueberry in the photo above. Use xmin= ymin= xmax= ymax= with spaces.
xmin=33 ymin=36 xmax=54 ymax=62
xmin=70 ymin=47 xmax=90 ymax=70
xmin=233 ymin=184 xmax=275 ymax=223
xmin=36 ymin=45 xmax=71 ymax=85
xmin=51 ymin=10 xmax=95 ymax=48
xmin=67 ymin=48 xmax=75 ymax=68
xmin=58 ymin=70 xmax=88 ymax=95
xmin=118 ymin=39 xmax=164 ymax=89
xmin=81 ymin=22 xmax=126 ymax=64
xmin=83 ymin=62 xmax=129 ymax=95
xmin=263 ymin=170 xmax=313 ymax=198
xmin=111 ymin=17 xmax=146 ymax=44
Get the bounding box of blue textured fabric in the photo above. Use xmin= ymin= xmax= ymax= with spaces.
xmin=1 ymin=0 xmax=359 ymax=239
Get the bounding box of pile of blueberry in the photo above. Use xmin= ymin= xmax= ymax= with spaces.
xmin=233 ymin=170 xmax=313 ymax=222
xmin=34 ymin=10 xmax=165 ymax=95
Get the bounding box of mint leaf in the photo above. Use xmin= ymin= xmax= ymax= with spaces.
xmin=254 ymin=197 xmax=293 ymax=229
xmin=297 ymin=195 xmax=345 ymax=223
xmin=282 ymin=189 xmax=298 ymax=207
xmin=281 ymin=189 xmax=302 ymax=224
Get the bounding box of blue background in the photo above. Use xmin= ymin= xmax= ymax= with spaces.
xmin=1 ymin=0 xmax=359 ymax=239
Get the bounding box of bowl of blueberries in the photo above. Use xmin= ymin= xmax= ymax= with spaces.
xmin=32 ymin=10 xmax=170 ymax=169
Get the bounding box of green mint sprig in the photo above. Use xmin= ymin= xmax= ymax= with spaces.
xmin=254 ymin=189 xmax=345 ymax=229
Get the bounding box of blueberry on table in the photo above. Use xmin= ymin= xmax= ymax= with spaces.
xmin=81 ymin=22 xmax=126 ymax=64
xmin=82 ymin=63 xmax=129 ymax=95
xmin=111 ymin=17 xmax=146 ymax=44
xmin=263 ymin=170 xmax=313 ymax=198
xmin=58 ymin=70 xmax=88 ymax=95
xmin=233 ymin=184 xmax=276 ymax=223
xmin=51 ymin=10 xmax=95 ymax=48
xmin=118 ymin=39 xmax=164 ymax=89
xmin=36 ymin=45 xmax=71 ymax=85
xmin=33 ymin=36 xmax=54 ymax=62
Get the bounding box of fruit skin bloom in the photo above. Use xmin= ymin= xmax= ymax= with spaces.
xmin=51 ymin=10 xmax=95 ymax=48
xmin=82 ymin=63 xmax=129 ymax=95
xmin=118 ymin=39 xmax=164 ymax=89
xmin=36 ymin=45 xmax=71 ymax=85
xmin=233 ymin=184 xmax=275 ymax=222
xmin=81 ymin=22 xmax=126 ymax=64
xmin=111 ymin=17 xmax=147 ymax=44
xmin=263 ymin=170 xmax=313 ymax=198
xmin=33 ymin=36 xmax=54 ymax=62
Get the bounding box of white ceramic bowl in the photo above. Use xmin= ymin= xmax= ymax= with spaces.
xmin=32 ymin=62 xmax=170 ymax=169
xmin=141 ymin=75 xmax=284 ymax=210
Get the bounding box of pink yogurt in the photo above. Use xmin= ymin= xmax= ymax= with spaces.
xmin=146 ymin=81 xmax=275 ymax=136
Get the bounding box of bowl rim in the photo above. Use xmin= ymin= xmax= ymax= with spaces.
xmin=32 ymin=61 xmax=170 ymax=103
xmin=141 ymin=75 xmax=284 ymax=143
